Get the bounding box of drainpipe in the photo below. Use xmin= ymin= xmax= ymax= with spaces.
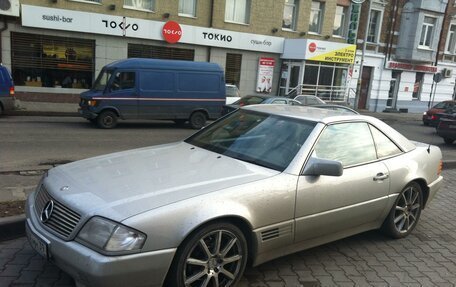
xmin=386 ymin=0 xmax=399 ymax=61
xmin=428 ymin=0 xmax=449 ymax=108
xmin=0 ymin=16 xmax=8 ymax=63
xmin=207 ymin=0 xmax=214 ymax=63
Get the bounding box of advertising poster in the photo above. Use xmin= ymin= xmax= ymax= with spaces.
xmin=256 ymin=57 xmax=275 ymax=93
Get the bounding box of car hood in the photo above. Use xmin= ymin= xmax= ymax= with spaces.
xmin=43 ymin=142 xmax=279 ymax=222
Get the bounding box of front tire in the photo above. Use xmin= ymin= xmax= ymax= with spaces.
xmin=381 ymin=182 xmax=423 ymax=239
xmin=97 ymin=110 xmax=118 ymax=129
xmin=167 ymin=222 xmax=248 ymax=287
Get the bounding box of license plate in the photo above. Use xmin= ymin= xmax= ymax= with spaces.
xmin=26 ymin=224 xmax=48 ymax=260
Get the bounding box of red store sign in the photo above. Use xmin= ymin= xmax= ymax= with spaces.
xmin=387 ymin=61 xmax=437 ymax=73
xmin=162 ymin=21 xmax=182 ymax=44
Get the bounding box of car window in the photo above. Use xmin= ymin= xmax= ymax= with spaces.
xmin=111 ymin=71 xmax=135 ymax=91
xmin=272 ymin=100 xmax=287 ymax=104
xmin=434 ymin=102 xmax=447 ymax=109
xmin=186 ymin=110 xmax=316 ymax=171
xmin=314 ymin=122 xmax=377 ymax=167
xmin=238 ymin=96 xmax=266 ymax=106
xmin=369 ymin=125 xmax=402 ymax=158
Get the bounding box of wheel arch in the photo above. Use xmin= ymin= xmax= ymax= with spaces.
xmin=163 ymin=215 xmax=255 ymax=284
xmin=99 ymin=107 xmax=122 ymax=119
xmin=411 ymin=178 xmax=430 ymax=208
xmin=190 ymin=108 xmax=209 ymax=119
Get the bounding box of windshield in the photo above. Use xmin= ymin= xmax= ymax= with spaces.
xmin=92 ymin=68 xmax=114 ymax=91
xmin=185 ymin=110 xmax=316 ymax=171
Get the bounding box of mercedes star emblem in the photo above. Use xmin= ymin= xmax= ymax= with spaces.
xmin=40 ymin=201 xmax=54 ymax=223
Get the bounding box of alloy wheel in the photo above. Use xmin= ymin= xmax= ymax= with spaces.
xmin=394 ymin=185 xmax=421 ymax=234
xmin=183 ymin=229 xmax=244 ymax=287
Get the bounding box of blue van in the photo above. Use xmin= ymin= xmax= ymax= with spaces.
xmin=79 ymin=58 xmax=226 ymax=129
xmin=0 ymin=65 xmax=15 ymax=116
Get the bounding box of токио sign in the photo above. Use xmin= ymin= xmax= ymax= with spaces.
xmin=162 ymin=21 xmax=182 ymax=44
xmin=21 ymin=5 xmax=284 ymax=54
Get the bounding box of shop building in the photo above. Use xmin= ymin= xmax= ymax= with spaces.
xmin=0 ymin=0 xmax=357 ymax=103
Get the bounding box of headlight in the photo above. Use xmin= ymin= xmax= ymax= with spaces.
xmin=423 ymin=112 xmax=427 ymax=115
xmin=77 ymin=217 xmax=146 ymax=254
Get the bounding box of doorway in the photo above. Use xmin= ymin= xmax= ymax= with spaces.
xmin=387 ymin=71 xmax=401 ymax=109
xmin=359 ymin=67 xmax=373 ymax=109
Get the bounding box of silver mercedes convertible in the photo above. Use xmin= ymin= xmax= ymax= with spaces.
xmin=25 ymin=105 xmax=443 ymax=287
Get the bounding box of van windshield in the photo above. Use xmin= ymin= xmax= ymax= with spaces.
xmin=92 ymin=69 xmax=114 ymax=91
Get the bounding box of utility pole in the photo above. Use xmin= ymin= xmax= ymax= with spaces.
xmin=353 ymin=0 xmax=371 ymax=110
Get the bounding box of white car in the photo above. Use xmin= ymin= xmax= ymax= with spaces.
xmin=225 ymin=84 xmax=241 ymax=104
xmin=26 ymin=105 xmax=443 ymax=287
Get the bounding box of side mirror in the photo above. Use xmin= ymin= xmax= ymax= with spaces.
xmin=302 ymin=157 xmax=343 ymax=177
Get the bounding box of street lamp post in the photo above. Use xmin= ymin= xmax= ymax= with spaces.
xmin=352 ymin=0 xmax=371 ymax=110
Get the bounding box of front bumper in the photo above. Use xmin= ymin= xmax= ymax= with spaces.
xmin=78 ymin=108 xmax=98 ymax=120
xmin=25 ymin=193 xmax=176 ymax=287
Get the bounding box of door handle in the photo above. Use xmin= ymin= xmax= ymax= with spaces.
xmin=373 ymin=173 xmax=389 ymax=181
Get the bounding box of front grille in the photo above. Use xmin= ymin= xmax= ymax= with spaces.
xmin=35 ymin=185 xmax=81 ymax=239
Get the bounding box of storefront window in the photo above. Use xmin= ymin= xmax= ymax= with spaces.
xmin=302 ymin=61 xmax=348 ymax=101
xmin=11 ymin=32 xmax=95 ymax=89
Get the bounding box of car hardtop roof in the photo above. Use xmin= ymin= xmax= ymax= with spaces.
xmin=104 ymin=58 xmax=223 ymax=72
xmin=242 ymin=104 xmax=416 ymax=151
xmin=243 ymin=104 xmax=370 ymax=123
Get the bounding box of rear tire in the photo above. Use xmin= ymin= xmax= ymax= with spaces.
xmin=444 ymin=138 xmax=455 ymax=144
xmin=189 ymin=111 xmax=207 ymax=129
xmin=97 ymin=110 xmax=118 ymax=129
xmin=381 ymin=182 xmax=422 ymax=239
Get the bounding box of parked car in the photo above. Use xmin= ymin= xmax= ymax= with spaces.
xmin=0 ymin=64 xmax=15 ymax=115
xmin=312 ymin=104 xmax=359 ymax=114
xmin=79 ymin=58 xmax=226 ymax=129
xmin=26 ymin=105 xmax=443 ymax=287
xmin=221 ymin=94 xmax=301 ymax=115
xmin=294 ymin=95 xmax=326 ymax=105
xmin=436 ymin=111 xmax=456 ymax=144
xmin=225 ymin=84 xmax=241 ymax=105
xmin=422 ymin=100 xmax=456 ymax=126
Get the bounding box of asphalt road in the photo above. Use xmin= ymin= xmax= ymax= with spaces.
xmin=0 ymin=114 xmax=454 ymax=173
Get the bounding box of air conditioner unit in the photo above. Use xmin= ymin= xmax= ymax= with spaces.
xmin=0 ymin=0 xmax=19 ymax=17
xmin=443 ymin=68 xmax=453 ymax=78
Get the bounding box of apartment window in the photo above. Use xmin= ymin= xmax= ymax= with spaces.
xmin=309 ymin=1 xmax=324 ymax=34
xmin=419 ymin=16 xmax=436 ymax=48
xmin=124 ymin=0 xmax=155 ymax=11
xmin=283 ymin=0 xmax=299 ymax=30
xmin=179 ymin=0 xmax=197 ymax=17
xmin=225 ymin=53 xmax=242 ymax=88
xmin=333 ymin=5 xmax=347 ymax=37
xmin=225 ymin=0 xmax=251 ymax=24
xmin=446 ymin=24 xmax=456 ymax=54
xmin=367 ymin=10 xmax=382 ymax=43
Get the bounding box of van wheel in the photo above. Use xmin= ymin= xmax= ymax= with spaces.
xmin=97 ymin=110 xmax=118 ymax=129
xmin=189 ymin=112 xmax=207 ymax=129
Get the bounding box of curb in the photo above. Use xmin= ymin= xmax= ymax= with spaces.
xmin=0 ymin=214 xmax=25 ymax=241
xmin=8 ymin=110 xmax=79 ymax=117
xmin=444 ymin=160 xmax=456 ymax=170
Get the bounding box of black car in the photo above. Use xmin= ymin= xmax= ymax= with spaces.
xmin=221 ymin=95 xmax=301 ymax=115
xmin=436 ymin=112 xmax=456 ymax=144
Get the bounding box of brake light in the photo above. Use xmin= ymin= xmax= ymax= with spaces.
xmin=9 ymin=86 xmax=14 ymax=96
xmin=431 ymin=115 xmax=437 ymax=120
